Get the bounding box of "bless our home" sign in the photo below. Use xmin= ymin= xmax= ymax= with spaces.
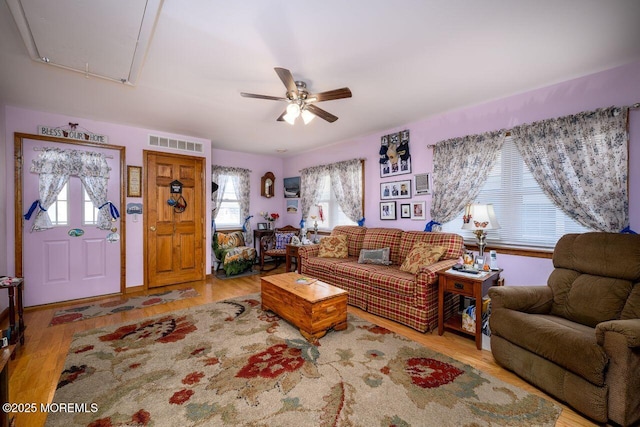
xmin=38 ymin=125 xmax=109 ymax=143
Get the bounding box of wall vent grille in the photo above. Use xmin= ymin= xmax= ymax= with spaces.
xmin=148 ymin=135 xmax=203 ymax=153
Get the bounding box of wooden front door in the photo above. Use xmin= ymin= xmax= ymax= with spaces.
xmin=144 ymin=151 xmax=205 ymax=288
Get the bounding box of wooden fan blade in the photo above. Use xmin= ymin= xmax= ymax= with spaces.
xmin=274 ymin=67 xmax=298 ymax=97
xmin=306 ymin=104 xmax=338 ymax=123
xmin=241 ymin=92 xmax=286 ymax=101
xmin=310 ymin=87 xmax=352 ymax=102
xmin=276 ymin=110 xmax=286 ymax=121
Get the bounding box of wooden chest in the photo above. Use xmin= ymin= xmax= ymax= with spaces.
xmin=261 ymin=272 xmax=348 ymax=343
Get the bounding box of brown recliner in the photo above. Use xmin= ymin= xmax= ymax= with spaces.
xmin=488 ymin=232 xmax=640 ymax=426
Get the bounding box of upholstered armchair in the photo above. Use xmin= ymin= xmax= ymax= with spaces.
xmin=488 ymin=232 xmax=640 ymax=426
xmin=212 ymin=230 xmax=256 ymax=276
xmin=260 ymin=225 xmax=299 ymax=271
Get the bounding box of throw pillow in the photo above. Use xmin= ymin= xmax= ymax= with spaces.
xmin=275 ymin=232 xmax=295 ymax=249
xmin=318 ymin=235 xmax=349 ymax=258
xmin=358 ymin=248 xmax=391 ymax=265
xmin=399 ymin=243 xmax=446 ymax=274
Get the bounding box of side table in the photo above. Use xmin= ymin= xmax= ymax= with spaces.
xmin=0 ymin=277 xmax=25 ymax=359
xmin=438 ymin=268 xmax=502 ymax=350
xmin=285 ymin=244 xmax=300 ymax=273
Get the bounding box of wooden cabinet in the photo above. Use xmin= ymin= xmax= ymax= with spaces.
xmin=438 ymin=268 xmax=502 ymax=350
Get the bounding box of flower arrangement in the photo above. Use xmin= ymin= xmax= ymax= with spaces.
xmin=259 ymin=211 xmax=280 ymax=222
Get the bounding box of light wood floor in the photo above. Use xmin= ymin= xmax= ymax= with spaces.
xmin=5 ymin=265 xmax=597 ymax=427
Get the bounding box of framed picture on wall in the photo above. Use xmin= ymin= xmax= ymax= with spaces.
xmin=400 ymin=203 xmax=411 ymax=218
xmin=283 ymin=176 xmax=301 ymax=198
xmin=380 ymin=201 xmax=397 ymax=220
xmin=380 ymin=179 xmax=411 ymax=200
xmin=127 ymin=166 xmax=142 ymax=197
xmin=410 ymin=201 xmax=426 ymax=220
xmin=379 ymin=129 xmax=411 ymax=177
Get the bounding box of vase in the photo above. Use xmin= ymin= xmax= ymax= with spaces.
xmin=267 ymin=222 xmax=273 ymax=230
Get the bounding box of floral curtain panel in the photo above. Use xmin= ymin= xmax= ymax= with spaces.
xmin=329 ymin=159 xmax=364 ymax=225
xmin=511 ymin=106 xmax=629 ymax=232
xmin=300 ymin=164 xmax=329 ymax=228
xmin=26 ymin=148 xmax=113 ymax=231
xmin=430 ymin=130 xmax=505 ymax=228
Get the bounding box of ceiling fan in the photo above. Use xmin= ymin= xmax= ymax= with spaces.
xmin=241 ymin=67 xmax=352 ymax=124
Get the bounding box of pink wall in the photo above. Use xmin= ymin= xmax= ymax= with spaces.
xmin=3 ymin=106 xmax=212 ymax=292
xmin=284 ymin=60 xmax=640 ymax=286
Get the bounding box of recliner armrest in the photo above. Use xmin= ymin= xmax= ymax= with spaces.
xmin=488 ymin=286 xmax=553 ymax=314
xmin=596 ymin=319 xmax=640 ymax=348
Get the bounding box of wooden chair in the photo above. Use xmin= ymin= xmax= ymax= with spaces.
xmin=260 ymin=225 xmax=299 ymax=271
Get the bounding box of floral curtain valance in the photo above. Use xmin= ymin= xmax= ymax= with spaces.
xmin=511 ymin=106 xmax=629 ymax=232
xmin=25 ymin=148 xmax=116 ymax=231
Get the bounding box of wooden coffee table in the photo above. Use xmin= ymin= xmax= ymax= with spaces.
xmin=261 ymin=272 xmax=348 ymax=343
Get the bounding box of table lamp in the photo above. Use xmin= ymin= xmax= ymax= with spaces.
xmin=461 ymin=204 xmax=500 ymax=257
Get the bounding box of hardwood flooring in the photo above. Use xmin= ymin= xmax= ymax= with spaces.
xmin=5 ymin=266 xmax=596 ymax=426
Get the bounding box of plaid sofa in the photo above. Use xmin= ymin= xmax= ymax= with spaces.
xmin=297 ymin=226 xmax=465 ymax=332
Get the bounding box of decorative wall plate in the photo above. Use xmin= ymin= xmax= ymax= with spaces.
xmin=68 ymin=228 xmax=84 ymax=237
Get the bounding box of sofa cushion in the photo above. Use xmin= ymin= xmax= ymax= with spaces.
xmin=304 ymin=256 xmax=355 ymax=282
xmin=318 ymin=235 xmax=349 ymax=258
xmin=622 ymin=284 xmax=640 ymax=319
xmin=549 ymin=269 xmax=633 ymax=327
xmin=491 ymin=310 xmax=608 ymax=386
xmin=399 ymin=231 xmax=464 ymax=262
xmin=399 ymin=243 xmax=445 ymax=274
xmin=331 ymin=226 xmax=367 ymax=257
xmin=362 ymin=228 xmax=404 ymax=264
xmin=358 ymin=248 xmax=391 ymax=265
xmin=335 ymin=261 xmax=392 ymax=285
xmin=369 ymin=267 xmax=417 ymax=296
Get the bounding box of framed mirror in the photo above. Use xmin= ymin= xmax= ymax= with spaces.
xmin=261 ymin=171 xmax=275 ymax=198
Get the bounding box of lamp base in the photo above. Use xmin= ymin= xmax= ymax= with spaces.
xmin=473 ymin=230 xmax=488 ymax=257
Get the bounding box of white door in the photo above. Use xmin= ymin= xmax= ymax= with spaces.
xmin=21 ymin=138 xmax=122 ymax=306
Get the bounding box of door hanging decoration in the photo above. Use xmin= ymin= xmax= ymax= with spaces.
xmin=167 ymin=180 xmax=187 ymax=213
xmin=23 ymin=147 xmax=120 ymax=231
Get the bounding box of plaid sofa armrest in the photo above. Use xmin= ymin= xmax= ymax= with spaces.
xmin=297 ymin=244 xmax=320 ymax=262
xmin=416 ymin=258 xmax=460 ymax=286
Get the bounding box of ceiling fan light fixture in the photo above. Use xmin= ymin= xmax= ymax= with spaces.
xmin=301 ymin=109 xmax=315 ymax=124
xmin=286 ymin=103 xmax=301 ymax=118
xmin=283 ymin=112 xmax=297 ymax=125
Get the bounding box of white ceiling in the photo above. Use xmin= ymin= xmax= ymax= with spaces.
xmin=1 ymin=0 xmax=640 ymax=156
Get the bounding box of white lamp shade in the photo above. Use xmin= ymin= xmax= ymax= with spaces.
xmin=308 ymin=205 xmax=319 ymax=218
xmin=301 ymin=109 xmax=315 ymax=124
xmin=286 ymin=103 xmax=301 ymax=117
xmin=283 ymin=112 xmax=296 ymax=125
xmin=461 ymin=204 xmax=500 ymax=230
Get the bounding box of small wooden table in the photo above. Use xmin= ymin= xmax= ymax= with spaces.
xmin=285 ymin=244 xmax=300 ymax=273
xmin=261 ymin=272 xmax=348 ymax=344
xmin=438 ymin=268 xmax=502 ymax=350
xmin=0 ymin=277 xmax=25 ymax=357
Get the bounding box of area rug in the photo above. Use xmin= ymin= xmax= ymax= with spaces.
xmin=49 ymin=288 xmax=199 ymax=326
xmin=214 ymin=267 xmax=260 ymax=280
xmin=46 ymin=294 xmax=561 ymax=426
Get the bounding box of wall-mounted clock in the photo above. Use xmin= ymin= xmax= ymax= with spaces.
xmin=261 ymin=171 xmax=275 ymax=198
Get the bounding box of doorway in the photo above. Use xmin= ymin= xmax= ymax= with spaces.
xmin=15 ymin=133 xmax=125 ymax=306
xmin=144 ymin=150 xmax=205 ymax=288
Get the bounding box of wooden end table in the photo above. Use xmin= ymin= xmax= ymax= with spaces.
xmin=261 ymin=272 xmax=348 ymax=344
xmin=0 ymin=277 xmax=25 ymax=358
xmin=438 ymin=268 xmax=502 ymax=350
xmin=285 ymin=244 xmax=300 ymax=273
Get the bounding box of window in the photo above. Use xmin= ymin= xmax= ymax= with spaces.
xmin=306 ymin=175 xmax=358 ymax=230
xmin=213 ymin=175 xmax=242 ymax=228
xmin=48 ymin=182 xmax=69 ymax=226
xmin=441 ymin=136 xmax=592 ymax=248
xmin=82 ymin=187 xmax=100 ymax=225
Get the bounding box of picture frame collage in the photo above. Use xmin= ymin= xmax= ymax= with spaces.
xmin=378 ymin=129 xmax=430 ymax=221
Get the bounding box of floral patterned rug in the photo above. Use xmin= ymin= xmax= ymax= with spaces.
xmin=49 ymin=288 xmax=199 ymax=326
xmin=46 ymin=294 xmax=561 ymax=426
